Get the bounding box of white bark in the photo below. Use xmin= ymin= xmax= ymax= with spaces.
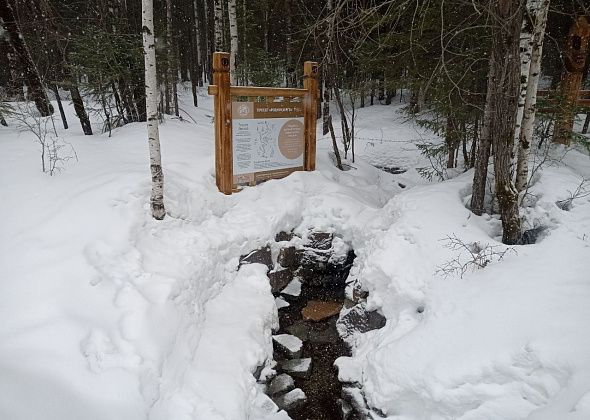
xmin=214 ymin=0 xmax=223 ymax=51
xmin=514 ymin=0 xmax=536 ymax=141
xmin=515 ymin=0 xmax=550 ymax=194
xmin=142 ymin=0 xmax=166 ymax=220
xmin=228 ymin=0 xmax=238 ymax=84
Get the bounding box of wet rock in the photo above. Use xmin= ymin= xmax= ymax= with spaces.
xmin=306 ymin=231 xmax=333 ymax=250
xmin=275 ymin=297 xmax=290 ymax=309
xmin=338 ymin=398 xmax=354 ymax=420
xmin=268 ymin=373 xmax=295 ymax=397
xmin=280 ymin=358 xmax=312 ymax=379
xmin=239 ymin=246 xmax=273 ymax=271
xmin=281 ymin=278 xmax=302 ymax=298
xmin=286 ymin=321 xmax=310 ymax=341
xmin=338 ymin=305 xmax=386 ymax=337
xmin=273 ymin=388 xmax=307 ymax=411
xmin=307 ymin=320 xmax=340 ymax=344
xmin=277 ymin=246 xmax=302 ymax=268
xmin=273 ymin=334 xmax=303 ymax=359
xmin=275 ymin=231 xmax=295 ymax=242
xmin=268 ymin=269 xmax=293 ymax=293
xmin=518 ymin=226 xmax=546 ymax=245
xmin=302 ymin=300 xmax=342 ymax=322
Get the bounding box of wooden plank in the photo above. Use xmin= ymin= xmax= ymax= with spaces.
xmin=212 ymin=52 xmax=232 ymax=195
xmin=229 ymin=86 xmax=307 ymax=97
xmin=303 ymin=61 xmax=319 ymax=171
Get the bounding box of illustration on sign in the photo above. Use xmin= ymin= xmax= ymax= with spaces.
xmin=232 ymin=102 xmax=304 ymax=184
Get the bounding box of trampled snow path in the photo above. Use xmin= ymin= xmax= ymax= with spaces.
xmin=1 ymin=88 xmax=589 ymax=420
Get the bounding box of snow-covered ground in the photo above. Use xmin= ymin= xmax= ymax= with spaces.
xmin=1 ymin=87 xmax=589 ymax=420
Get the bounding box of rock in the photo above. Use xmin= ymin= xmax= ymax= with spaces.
xmin=239 ymin=246 xmax=273 ymax=271
xmin=275 ymin=297 xmax=290 ymax=309
xmin=286 ymin=321 xmax=310 ymax=341
xmin=302 ymin=300 xmax=342 ymax=322
xmin=268 ymin=373 xmax=295 ymax=397
xmin=280 ymin=358 xmax=312 ymax=379
xmin=338 ymin=305 xmax=386 ymax=337
xmin=268 ymin=269 xmax=293 ymax=293
xmin=338 ymin=398 xmax=354 ymax=420
xmin=273 ymin=388 xmax=307 ymax=411
xmin=306 ymin=231 xmax=333 ymax=250
xmin=277 ymin=246 xmax=301 ymax=268
xmin=275 ymin=231 xmax=295 ymax=242
xmin=342 ymin=386 xmax=370 ymax=417
xmin=273 ymin=334 xmax=303 ymax=358
xmin=281 ymin=278 xmax=302 ymax=297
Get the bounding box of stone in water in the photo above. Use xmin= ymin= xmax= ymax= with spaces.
xmin=273 ymin=334 xmax=303 ymax=358
xmin=268 ymin=373 xmax=295 ymax=397
xmin=273 ymin=388 xmax=307 ymax=411
xmin=275 ymin=297 xmax=290 ymax=309
xmin=280 ymin=358 xmax=312 ymax=379
xmin=302 ymin=300 xmax=342 ymax=322
xmin=281 ymin=278 xmax=301 ymax=297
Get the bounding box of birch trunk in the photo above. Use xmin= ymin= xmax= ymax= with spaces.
xmin=214 ymin=0 xmax=223 ymax=51
xmin=227 ymin=0 xmax=238 ymax=84
xmin=515 ymin=0 xmax=550 ymax=193
xmin=142 ymin=0 xmax=166 ymax=220
xmin=514 ymin=0 xmax=535 ymax=143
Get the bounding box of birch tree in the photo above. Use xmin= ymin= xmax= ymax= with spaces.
xmin=228 ymin=0 xmax=238 ymax=84
xmin=166 ymin=0 xmax=179 ymax=116
xmin=142 ymin=0 xmax=166 ymax=220
xmin=515 ymin=0 xmax=550 ymax=193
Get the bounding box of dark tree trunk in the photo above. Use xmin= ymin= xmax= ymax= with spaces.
xmin=52 ymin=84 xmax=68 ymax=129
xmin=490 ymin=0 xmax=523 ymax=244
xmin=583 ymin=113 xmax=590 ymax=134
xmin=328 ymin=116 xmax=343 ymax=170
xmin=446 ymin=116 xmax=460 ymax=168
xmin=0 ymin=0 xmax=53 ymax=116
xmin=71 ymin=84 xmax=93 ymax=135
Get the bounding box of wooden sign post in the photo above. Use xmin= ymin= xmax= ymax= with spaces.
xmin=553 ymin=16 xmax=590 ymax=145
xmin=209 ymin=52 xmax=318 ymax=194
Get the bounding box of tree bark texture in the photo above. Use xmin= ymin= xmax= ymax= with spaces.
xmin=490 ymin=0 xmax=523 ymax=244
xmin=70 ymin=84 xmax=93 ymax=135
xmin=214 ymin=0 xmax=223 ymax=51
xmin=166 ymin=0 xmax=179 ymax=116
xmin=142 ymin=0 xmax=166 ymax=220
xmin=228 ymin=0 xmax=238 ymax=84
xmin=0 ymin=0 xmax=54 ymax=116
xmin=515 ymin=0 xmax=550 ymax=193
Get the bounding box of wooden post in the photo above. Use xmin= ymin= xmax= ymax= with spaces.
xmin=553 ymin=17 xmax=590 ymax=145
xmin=212 ymin=52 xmax=233 ymax=194
xmin=304 ymin=61 xmax=319 ymax=171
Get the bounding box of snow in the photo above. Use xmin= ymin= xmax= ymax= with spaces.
xmin=281 ymin=278 xmax=302 ymax=297
xmin=1 ymin=88 xmax=589 ymax=420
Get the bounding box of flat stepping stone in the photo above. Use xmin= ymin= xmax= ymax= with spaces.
xmin=280 ymin=357 xmax=312 ymax=379
xmin=302 ymin=300 xmax=342 ymax=322
xmin=268 ymin=268 xmax=293 ymax=293
xmin=281 ymin=277 xmax=301 ymax=297
xmin=275 ymin=297 xmax=290 ymax=309
xmin=286 ymin=321 xmax=309 ymax=341
xmin=273 ymin=388 xmax=307 ymax=411
xmin=273 ymin=334 xmax=303 ymax=358
xmin=268 ymin=373 xmax=295 ymax=397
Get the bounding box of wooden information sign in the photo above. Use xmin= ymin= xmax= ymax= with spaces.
xmin=208 ymin=52 xmax=318 ymax=194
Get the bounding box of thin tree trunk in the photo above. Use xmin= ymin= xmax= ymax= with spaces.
xmin=515 ymin=0 xmax=550 ymax=193
xmin=583 ymin=113 xmax=590 ymax=134
xmin=193 ymin=0 xmax=203 ymax=87
xmin=514 ymin=0 xmax=535 ymax=143
xmin=166 ymin=0 xmax=178 ymax=116
xmin=71 ymin=84 xmax=93 ymax=135
xmin=490 ymin=0 xmax=523 ymax=244
xmin=328 ymin=116 xmax=343 ymax=170
xmin=52 ymin=84 xmax=68 ymax=129
xmin=0 ymin=0 xmax=53 ymax=116
xmin=142 ymin=0 xmax=166 ymax=220
xmin=228 ymin=0 xmax=238 ymax=84
xmin=471 ymin=66 xmax=494 ymax=215
xmin=214 ymin=0 xmax=223 ymax=51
